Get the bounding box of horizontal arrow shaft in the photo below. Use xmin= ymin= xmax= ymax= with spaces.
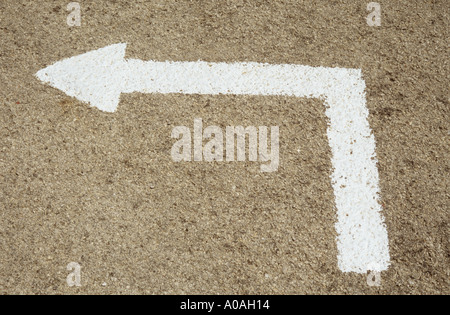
xmin=121 ymin=59 xmax=355 ymax=98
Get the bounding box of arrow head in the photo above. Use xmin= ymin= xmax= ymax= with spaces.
xmin=36 ymin=43 xmax=128 ymax=113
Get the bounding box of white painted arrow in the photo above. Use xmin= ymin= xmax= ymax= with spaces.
xmin=36 ymin=43 xmax=390 ymax=273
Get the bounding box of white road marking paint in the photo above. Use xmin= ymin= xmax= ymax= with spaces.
xmin=36 ymin=43 xmax=390 ymax=273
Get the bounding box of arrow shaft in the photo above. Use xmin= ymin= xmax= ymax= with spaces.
xmin=122 ymin=59 xmax=351 ymax=97
xmin=122 ymin=59 xmax=390 ymax=273
xmin=36 ymin=44 xmax=391 ymax=273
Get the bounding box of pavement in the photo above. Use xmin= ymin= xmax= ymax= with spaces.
xmin=0 ymin=0 xmax=448 ymax=294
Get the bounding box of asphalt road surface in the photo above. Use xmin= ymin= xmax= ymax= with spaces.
xmin=0 ymin=0 xmax=448 ymax=294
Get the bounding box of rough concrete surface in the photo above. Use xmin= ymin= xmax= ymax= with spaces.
xmin=0 ymin=0 xmax=448 ymax=294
